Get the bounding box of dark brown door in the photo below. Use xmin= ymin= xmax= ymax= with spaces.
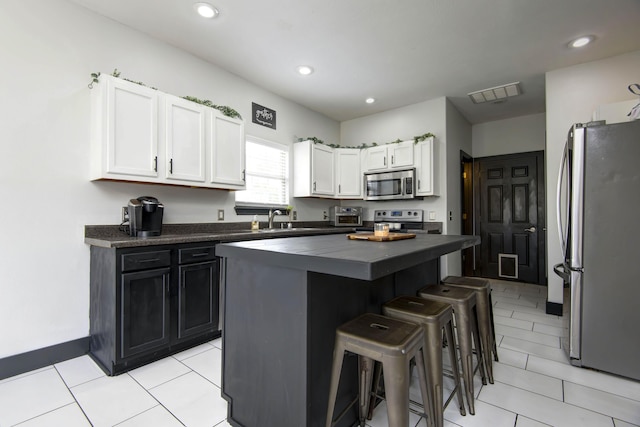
xmin=474 ymin=151 xmax=545 ymax=284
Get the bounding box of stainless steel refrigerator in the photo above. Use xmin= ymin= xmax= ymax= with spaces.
xmin=554 ymin=119 xmax=640 ymax=381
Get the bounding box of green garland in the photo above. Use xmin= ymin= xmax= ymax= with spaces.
xmin=88 ymin=69 xmax=241 ymax=120
xmin=297 ymin=132 xmax=434 ymax=149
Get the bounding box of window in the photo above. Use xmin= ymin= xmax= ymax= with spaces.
xmin=235 ymin=136 xmax=289 ymax=207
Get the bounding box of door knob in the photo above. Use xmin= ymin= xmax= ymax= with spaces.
xmin=524 ymin=226 xmax=536 ymax=233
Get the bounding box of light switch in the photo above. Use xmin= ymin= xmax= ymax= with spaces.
xmin=218 ymin=209 xmax=224 ymax=221
xmin=428 ymin=211 xmax=436 ymax=221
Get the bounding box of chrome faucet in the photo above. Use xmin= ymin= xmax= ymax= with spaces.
xmin=268 ymin=209 xmax=283 ymax=229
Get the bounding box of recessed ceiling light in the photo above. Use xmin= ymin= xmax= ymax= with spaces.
xmin=297 ymin=65 xmax=314 ymax=76
xmin=194 ymin=3 xmax=219 ymax=18
xmin=365 ymin=98 xmax=376 ymax=104
xmin=569 ymin=36 xmax=594 ymax=48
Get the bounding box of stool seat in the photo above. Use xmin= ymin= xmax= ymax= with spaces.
xmin=418 ymin=285 xmax=487 ymax=415
xmin=382 ymin=296 xmax=466 ymax=427
xmin=325 ymin=313 xmax=431 ymax=427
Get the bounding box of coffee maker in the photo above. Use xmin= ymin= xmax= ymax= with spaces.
xmin=128 ymin=196 xmax=164 ymax=237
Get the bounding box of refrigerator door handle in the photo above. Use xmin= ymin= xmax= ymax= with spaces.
xmin=553 ymin=262 xmax=570 ymax=282
xmin=556 ymin=140 xmax=568 ymax=255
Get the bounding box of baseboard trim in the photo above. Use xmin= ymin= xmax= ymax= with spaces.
xmin=0 ymin=337 xmax=90 ymax=380
xmin=546 ymin=301 xmax=563 ymax=316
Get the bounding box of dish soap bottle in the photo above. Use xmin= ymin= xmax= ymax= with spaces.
xmin=251 ymin=215 xmax=259 ymax=231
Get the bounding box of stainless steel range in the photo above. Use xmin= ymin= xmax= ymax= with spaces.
xmin=374 ymin=209 xmax=424 ymax=232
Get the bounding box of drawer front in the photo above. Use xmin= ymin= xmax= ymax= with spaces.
xmin=121 ymin=250 xmax=171 ymax=272
xmin=179 ymin=246 xmax=216 ymax=264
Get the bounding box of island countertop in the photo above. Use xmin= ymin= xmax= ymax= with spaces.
xmin=215 ymin=232 xmax=479 ymax=281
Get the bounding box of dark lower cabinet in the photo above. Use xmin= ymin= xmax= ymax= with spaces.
xmin=89 ymin=242 xmax=221 ymax=375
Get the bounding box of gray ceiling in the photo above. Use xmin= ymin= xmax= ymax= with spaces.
xmin=68 ymin=0 xmax=640 ymax=124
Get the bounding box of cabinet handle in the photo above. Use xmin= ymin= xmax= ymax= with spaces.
xmin=313 ymin=182 xmax=316 ymax=191
xmin=138 ymin=258 xmax=160 ymax=263
xmin=391 ymin=155 xmax=394 ymax=165
xmin=384 ymin=157 xmax=387 ymax=166
xmin=242 ymin=169 xmax=246 ymax=181
xmin=154 ymin=156 xmax=158 ymax=172
xmin=169 ymin=159 xmax=173 ymax=174
xmin=191 ymin=253 xmax=209 ymax=257
xmin=339 ymin=184 xmax=341 ymax=193
xmin=418 ymin=179 xmax=421 ymax=190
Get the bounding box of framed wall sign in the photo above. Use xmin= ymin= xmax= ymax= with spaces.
xmin=252 ymin=103 xmax=276 ymax=129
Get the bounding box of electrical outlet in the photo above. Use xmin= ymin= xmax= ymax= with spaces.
xmin=122 ymin=206 xmax=129 ymax=223
xmin=218 ymin=209 xmax=224 ymax=221
xmin=292 ymin=211 xmax=297 ymax=220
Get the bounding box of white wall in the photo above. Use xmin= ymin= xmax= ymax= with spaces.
xmin=545 ymin=50 xmax=640 ymax=304
xmin=0 ymin=0 xmax=339 ymax=358
xmin=473 ymin=113 xmax=546 ymax=158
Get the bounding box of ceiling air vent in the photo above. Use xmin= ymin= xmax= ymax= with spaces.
xmin=468 ymin=82 xmax=522 ymax=104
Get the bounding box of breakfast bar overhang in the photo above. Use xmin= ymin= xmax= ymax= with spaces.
xmin=216 ymin=233 xmax=480 ymax=427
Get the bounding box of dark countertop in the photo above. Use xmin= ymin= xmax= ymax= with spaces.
xmin=84 ymin=222 xmax=351 ymax=248
xmin=216 ymin=233 xmax=479 ymax=281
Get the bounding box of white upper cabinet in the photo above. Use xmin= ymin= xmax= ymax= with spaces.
xmin=210 ymin=112 xmax=246 ymax=188
xmin=293 ymin=140 xmax=335 ymax=197
xmin=90 ymin=75 xmax=245 ymax=190
xmin=91 ymin=74 xmax=159 ymax=181
xmin=335 ymin=148 xmax=362 ymax=198
xmin=415 ymin=137 xmax=438 ymax=196
xmin=164 ymin=94 xmax=206 ymax=183
xmin=363 ymin=140 xmax=414 ymax=172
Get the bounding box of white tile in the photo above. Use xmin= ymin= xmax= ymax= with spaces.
xmin=443 ymin=400 xmax=517 ymax=427
xmin=14 ymin=403 xmax=91 ymax=427
xmin=0 ymin=368 xmax=74 ymax=426
xmin=512 ymin=311 xmax=563 ymax=328
xmin=564 ymin=381 xmax=640 ymax=425
xmin=494 ymin=324 xmax=560 ymax=348
xmin=149 ymin=371 xmax=227 ymax=427
xmin=55 ymin=355 xmax=105 ymax=388
xmin=0 ymin=366 xmax=50 ymax=385
xmin=495 ymin=346 xmax=528 ymax=369
xmin=115 ymin=405 xmax=183 ymax=427
xmin=365 ymin=399 xmax=423 ymax=427
xmin=494 ymin=315 xmax=534 ymax=331
xmin=128 ymin=356 xmax=190 ymax=389
xmin=532 ymin=323 xmax=564 ymax=337
xmin=495 ymin=301 xmax=547 ymax=316
xmin=172 ymin=343 xmax=216 ymax=361
xmin=493 ymin=307 xmax=514 ymax=318
xmin=500 ymin=336 xmax=568 ymax=364
xmin=71 ymin=374 xmax=157 ymax=427
xmin=15 ymin=403 xmax=91 ymax=427
xmin=614 ymin=419 xmax=639 ymax=427
xmin=526 ymin=356 xmax=640 ymax=402
xmin=492 ymin=362 xmax=563 ymax=400
xmin=210 ymin=337 xmax=222 ymax=349
xmin=180 ymin=347 xmax=222 ymax=386
xmin=478 ymin=381 xmax=613 ymax=427
xmin=515 ymin=415 xmax=553 ymax=426
xmin=213 ymin=421 xmax=233 ymax=427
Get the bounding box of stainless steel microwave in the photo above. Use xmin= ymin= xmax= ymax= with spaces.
xmin=364 ymin=168 xmax=415 ymax=201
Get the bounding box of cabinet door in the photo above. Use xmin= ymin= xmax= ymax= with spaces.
xmin=120 ymin=268 xmax=170 ymax=359
xmin=415 ymin=138 xmax=437 ymax=196
xmin=165 ymin=95 xmax=206 ymax=183
xmin=178 ymin=261 xmax=218 ymax=339
xmin=311 ymin=144 xmax=334 ymax=195
xmin=211 ymin=113 xmax=246 ymax=188
xmin=389 ymin=141 xmax=414 ymax=169
xmin=105 ymin=76 xmax=159 ymax=178
xmin=365 ymin=146 xmax=388 ymax=171
xmin=335 ymin=149 xmax=362 ymax=198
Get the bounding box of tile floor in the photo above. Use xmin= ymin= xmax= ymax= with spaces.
xmin=1 ymin=279 xmax=639 ymax=427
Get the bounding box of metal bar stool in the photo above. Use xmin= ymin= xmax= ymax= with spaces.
xmin=382 ymin=296 xmax=467 ymax=427
xmin=442 ymin=276 xmax=498 ymax=381
xmin=418 ymin=285 xmax=487 ymax=415
xmin=325 ymin=313 xmax=431 ymax=427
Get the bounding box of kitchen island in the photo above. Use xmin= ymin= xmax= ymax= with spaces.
xmin=216 ymin=232 xmax=479 ymax=427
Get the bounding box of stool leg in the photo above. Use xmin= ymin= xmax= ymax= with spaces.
xmin=413 ymin=348 xmax=436 ymax=427
xmin=470 ymin=307 xmax=488 ymax=386
xmin=489 ymin=293 xmax=499 ymax=362
xmin=453 ymin=309 xmax=476 ymax=415
xmin=367 ymin=362 xmax=382 ymax=420
xmin=382 ymin=356 xmax=411 ymax=427
xmin=444 ymin=320 xmax=466 ymax=416
xmin=325 ymin=340 xmax=346 ymax=427
xmin=358 ymin=356 xmax=375 ymax=426
xmin=474 ymin=301 xmax=494 ymax=384
xmin=422 ymin=325 xmax=442 ymax=427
